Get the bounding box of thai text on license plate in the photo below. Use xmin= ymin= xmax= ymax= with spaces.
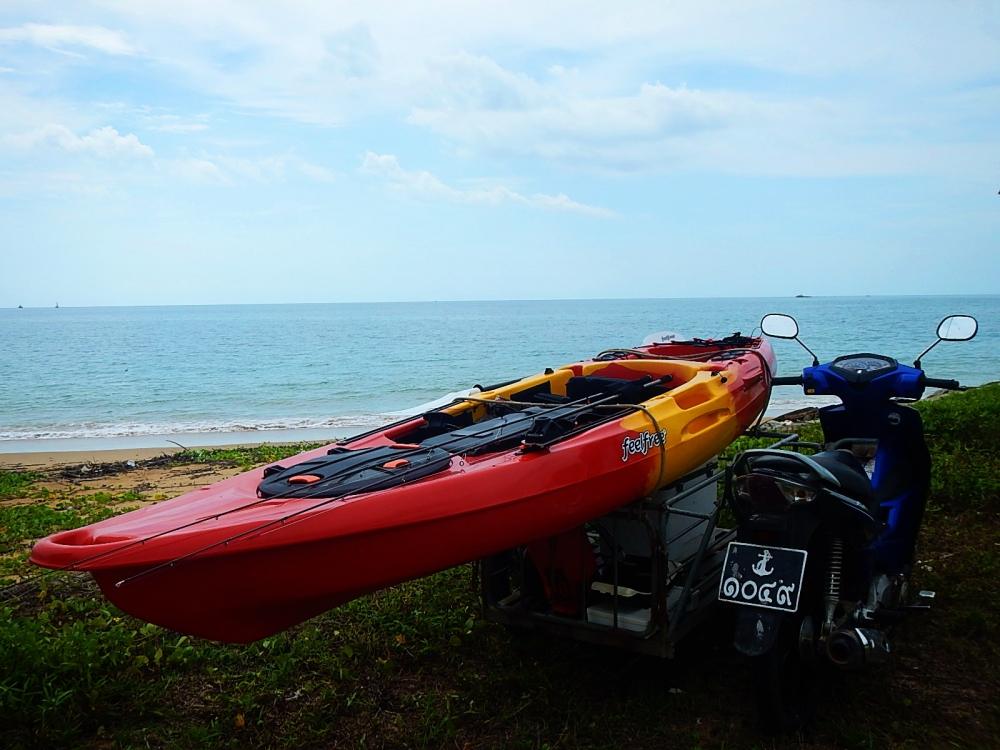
xmin=718 ymin=542 xmax=808 ymax=613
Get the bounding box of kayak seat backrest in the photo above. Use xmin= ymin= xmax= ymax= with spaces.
xmin=423 ymin=408 xmax=545 ymax=454
xmin=400 ymin=409 xmax=474 ymax=443
xmin=532 ymin=392 xmax=571 ymax=404
xmin=565 ymin=374 xmax=664 ymax=404
xmin=510 ymin=381 xmax=557 ymax=402
xmin=257 ymin=446 xmax=453 ymax=499
xmin=423 ymin=403 xmax=586 ymax=455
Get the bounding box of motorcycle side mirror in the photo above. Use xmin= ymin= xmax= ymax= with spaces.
xmin=937 ymin=314 xmax=978 ymax=342
xmin=760 ymin=313 xmax=819 ymax=366
xmin=914 ymin=314 xmax=978 ymax=368
xmin=761 ymin=314 xmax=798 ymax=339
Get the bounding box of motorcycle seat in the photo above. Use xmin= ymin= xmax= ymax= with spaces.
xmin=810 ymin=450 xmax=876 ymax=508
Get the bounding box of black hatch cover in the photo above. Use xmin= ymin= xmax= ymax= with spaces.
xmin=257 ymin=446 xmax=453 ymax=499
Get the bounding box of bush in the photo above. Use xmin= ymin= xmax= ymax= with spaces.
xmin=916 ymin=383 xmax=1000 ymax=511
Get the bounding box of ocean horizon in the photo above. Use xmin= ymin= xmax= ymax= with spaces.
xmin=8 ymin=291 xmax=993 ymax=309
xmin=2 ymin=295 xmax=996 ymax=453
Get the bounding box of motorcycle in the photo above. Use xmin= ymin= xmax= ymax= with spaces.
xmin=719 ymin=312 xmax=979 ymax=730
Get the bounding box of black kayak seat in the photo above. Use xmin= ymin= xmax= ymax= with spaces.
xmin=565 ymin=374 xmax=663 ymax=403
xmin=422 ymin=403 xmax=583 ymax=454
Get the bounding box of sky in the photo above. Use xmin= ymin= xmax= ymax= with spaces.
xmin=0 ymin=2 xmax=998 ymax=306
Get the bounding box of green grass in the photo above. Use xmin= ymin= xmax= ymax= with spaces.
xmin=0 ymin=388 xmax=997 ymax=748
xmin=172 ymin=443 xmax=325 ymax=470
xmin=919 ymin=383 xmax=1000 ymax=511
xmin=0 ymin=491 xmax=144 ymax=586
xmin=0 ymin=470 xmax=42 ymax=500
xmin=0 ymin=495 xmax=137 ymax=549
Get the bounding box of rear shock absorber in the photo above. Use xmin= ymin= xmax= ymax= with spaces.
xmin=824 ymin=537 xmax=844 ymax=629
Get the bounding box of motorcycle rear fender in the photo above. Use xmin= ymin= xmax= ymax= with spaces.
xmin=734 ymin=607 xmax=784 ymax=656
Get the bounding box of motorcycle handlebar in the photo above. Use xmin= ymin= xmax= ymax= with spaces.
xmin=922 ymin=377 xmax=961 ymax=390
xmin=771 ymin=375 xmax=804 ymax=386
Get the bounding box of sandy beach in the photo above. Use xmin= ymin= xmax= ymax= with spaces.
xmin=0 ymin=446 xmax=185 ymax=470
xmin=0 ymin=447 xmax=255 ymax=504
xmin=0 ymin=425 xmax=350 ymax=458
xmin=0 ymin=440 xmax=333 ymax=471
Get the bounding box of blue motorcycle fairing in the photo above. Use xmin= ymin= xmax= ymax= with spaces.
xmin=803 ymin=360 xmax=925 ymax=415
xmin=801 ymin=361 xmax=931 ymax=574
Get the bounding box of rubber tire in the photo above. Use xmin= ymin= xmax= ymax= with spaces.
xmin=750 ymin=614 xmax=818 ymax=733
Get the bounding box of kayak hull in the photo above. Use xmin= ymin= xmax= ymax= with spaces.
xmin=89 ymin=455 xmax=655 ymax=642
xmin=32 ymin=336 xmax=776 ymax=642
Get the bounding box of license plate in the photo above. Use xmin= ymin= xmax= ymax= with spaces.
xmin=718 ymin=542 xmax=808 ymax=613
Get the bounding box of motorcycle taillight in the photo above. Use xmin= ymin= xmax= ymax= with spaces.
xmin=735 ymin=474 xmax=788 ymax=513
xmin=733 ymin=473 xmax=817 ymax=516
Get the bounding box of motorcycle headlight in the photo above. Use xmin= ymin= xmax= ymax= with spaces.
xmin=733 ymin=473 xmax=817 ymax=515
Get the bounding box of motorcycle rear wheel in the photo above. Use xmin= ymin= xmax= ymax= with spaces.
xmin=751 ymin=614 xmax=818 ymax=733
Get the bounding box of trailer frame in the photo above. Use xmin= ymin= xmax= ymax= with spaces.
xmin=479 ymin=431 xmax=799 ymax=657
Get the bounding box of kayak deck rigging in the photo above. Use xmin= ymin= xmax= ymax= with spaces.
xmin=259 ymin=372 xmax=673 ymax=499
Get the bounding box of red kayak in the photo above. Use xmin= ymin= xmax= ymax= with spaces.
xmin=32 ymin=334 xmax=775 ymax=642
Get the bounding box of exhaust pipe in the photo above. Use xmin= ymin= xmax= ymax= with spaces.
xmin=827 ymin=627 xmax=890 ymax=668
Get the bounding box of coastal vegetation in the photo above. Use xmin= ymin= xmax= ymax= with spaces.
xmin=1 ymin=386 xmax=997 ymax=748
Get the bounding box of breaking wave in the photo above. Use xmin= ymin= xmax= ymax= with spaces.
xmin=0 ymin=414 xmax=398 ymax=442
xmin=1 ymin=388 xmax=825 ymax=441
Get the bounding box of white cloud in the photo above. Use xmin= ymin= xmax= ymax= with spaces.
xmin=0 ymin=168 xmax=112 ymax=198
xmin=149 ymin=121 xmax=208 ymax=134
xmin=295 ymin=160 xmax=336 ymax=183
xmin=360 ymin=151 xmax=613 ymax=217
xmin=4 ymin=124 xmax=154 ymax=158
xmin=166 ymin=157 xmax=229 ymax=185
xmin=407 ymin=54 xmax=1000 ymax=176
xmin=1 ymin=3 xmax=998 ymax=178
xmin=165 ymin=153 xmax=335 ymax=185
xmin=2 ymin=121 xmax=337 ymax=188
xmin=0 ymin=23 xmax=136 ymax=56
xmin=91 ymin=103 xmax=212 ymax=135
xmin=409 ymin=62 xmax=739 ymax=164
xmin=90 ymin=1 xmax=1000 ymax=84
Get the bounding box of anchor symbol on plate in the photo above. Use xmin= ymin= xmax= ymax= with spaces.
xmin=752 ymin=549 xmax=774 ymax=577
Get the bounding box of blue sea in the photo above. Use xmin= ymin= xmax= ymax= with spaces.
xmin=1 ymin=296 xmax=996 ymax=451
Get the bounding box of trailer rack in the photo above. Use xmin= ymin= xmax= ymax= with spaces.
xmin=479 ymin=431 xmax=798 ymax=656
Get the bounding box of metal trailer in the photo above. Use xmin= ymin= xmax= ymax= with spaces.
xmin=479 ymin=431 xmax=797 ymax=657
